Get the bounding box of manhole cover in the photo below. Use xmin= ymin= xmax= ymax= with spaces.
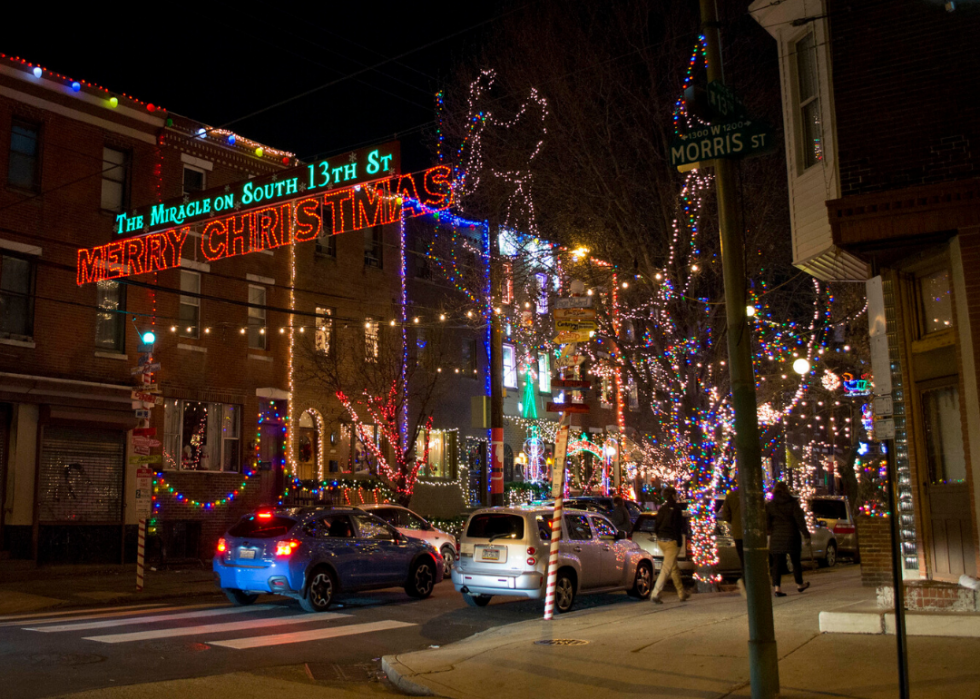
xmin=534 ymin=639 xmax=589 ymax=646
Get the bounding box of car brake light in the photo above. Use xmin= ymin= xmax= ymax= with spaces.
xmin=527 ymin=557 xmax=536 ymax=566
xmin=833 ymin=525 xmax=855 ymax=535
xmin=217 ymin=538 xmax=227 ymax=553
xmin=257 ymin=512 xmax=273 ymax=519
xmin=275 ymin=539 xmax=300 ymax=557
xmin=527 ymin=546 xmax=536 ymax=556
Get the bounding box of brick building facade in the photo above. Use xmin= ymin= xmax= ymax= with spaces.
xmin=752 ymin=0 xmax=980 ymax=590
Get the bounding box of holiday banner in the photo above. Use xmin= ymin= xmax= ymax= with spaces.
xmin=76 ymin=165 xmax=452 ymax=285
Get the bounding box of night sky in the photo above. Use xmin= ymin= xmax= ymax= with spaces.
xmin=2 ymin=1 xmax=503 ymax=169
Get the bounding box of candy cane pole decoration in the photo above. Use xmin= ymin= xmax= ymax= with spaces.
xmin=136 ymin=519 xmax=145 ymax=592
xmin=544 ymin=413 xmax=571 ymax=620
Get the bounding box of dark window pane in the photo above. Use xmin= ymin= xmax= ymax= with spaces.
xmin=183 ymin=167 xmax=205 ymax=194
xmin=0 ymin=255 xmax=34 ymax=337
xmin=228 ymin=515 xmax=296 ymax=538
xmin=8 ymin=123 xmax=39 ymax=190
xmin=466 ymin=513 xmax=525 ymax=540
xmin=564 ymin=514 xmax=592 ymax=541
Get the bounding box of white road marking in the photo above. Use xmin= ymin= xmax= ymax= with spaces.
xmin=83 ymin=612 xmax=350 ymax=644
xmin=25 ymin=604 xmax=286 ymax=632
xmin=208 ymin=619 xmax=416 ymax=649
xmin=0 ymin=603 xmax=164 ymax=624
xmin=2 ymin=604 xmax=214 ymax=629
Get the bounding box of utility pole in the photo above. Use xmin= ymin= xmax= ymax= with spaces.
xmin=699 ymin=1 xmax=780 ymax=697
xmin=489 ymin=222 xmax=505 ymax=507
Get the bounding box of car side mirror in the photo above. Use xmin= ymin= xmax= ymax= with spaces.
xmin=615 ymin=530 xmax=627 ymax=541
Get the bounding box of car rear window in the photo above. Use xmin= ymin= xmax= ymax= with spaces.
xmin=466 ymin=513 xmax=525 ymax=540
xmin=633 ymin=515 xmax=657 ymax=533
xmin=810 ymin=499 xmax=847 ymax=520
xmin=229 ymin=515 xmax=296 ymax=538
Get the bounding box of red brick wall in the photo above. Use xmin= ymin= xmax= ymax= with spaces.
xmin=829 ymin=0 xmax=980 ymax=196
xmin=857 ymin=515 xmax=893 ymax=587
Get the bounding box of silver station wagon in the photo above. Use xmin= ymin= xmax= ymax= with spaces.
xmin=452 ymin=507 xmax=656 ymax=613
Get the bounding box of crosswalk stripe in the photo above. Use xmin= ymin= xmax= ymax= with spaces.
xmin=82 ymin=612 xmax=351 ymax=644
xmin=1 ymin=604 xmax=213 ymax=629
xmin=25 ymin=604 xmax=286 ymax=632
xmin=0 ymin=603 xmax=164 ymax=624
xmin=208 ymin=619 xmax=416 ymax=650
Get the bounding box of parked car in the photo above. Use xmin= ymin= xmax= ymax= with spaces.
xmin=213 ymin=507 xmax=443 ymax=612
xmin=357 ymin=503 xmax=458 ymax=576
xmin=809 ymin=495 xmax=858 ymax=561
xmin=630 ymin=496 xmax=840 ymax=577
xmin=548 ymin=496 xmax=645 ymax=525
xmin=451 ymin=507 xmax=656 ymax=613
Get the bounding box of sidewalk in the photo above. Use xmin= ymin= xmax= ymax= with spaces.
xmin=0 ymin=563 xmax=217 ymax=615
xmin=383 ymin=566 xmax=980 ymax=699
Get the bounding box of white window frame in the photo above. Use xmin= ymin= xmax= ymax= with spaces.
xmin=248 ymin=284 xmax=267 ymax=350
xmin=179 ymin=270 xmax=200 ymax=338
xmin=537 ymin=352 xmax=551 ymax=394
xmin=794 ymin=31 xmax=822 ymax=172
xmin=164 ymin=399 xmax=241 ymax=472
xmin=182 ymin=164 xmax=207 ymax=195
xmin=503 ymin=343 xmax=517 ymax=388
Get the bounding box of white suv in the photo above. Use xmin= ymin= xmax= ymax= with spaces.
xmin=357 ymin=504 xmax=458 ymax=576
xmin=452 ymin=507 xmax=656 ymax=613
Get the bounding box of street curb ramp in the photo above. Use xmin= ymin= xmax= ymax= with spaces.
xmin=381 ymin=656 xmax=438 ymax=697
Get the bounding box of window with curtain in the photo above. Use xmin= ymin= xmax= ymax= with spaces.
xmin=163 ymin=399 xmax=241 ymax=471
xmin=922 ymin=385 xmax=966 ymax=484
xmin=95 ymin=280 xmax=126 ymax=351
xmin=503 ymin=343 xmax=517 ymax=388
xmin=537 ymin=352 xmax=551 ymax=394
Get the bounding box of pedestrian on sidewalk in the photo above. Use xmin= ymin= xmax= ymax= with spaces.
xmin=651 ymin=486 xmax=689 ymax=604
xmin=609 ymin=495 xmax=632 ymax=533
xmin=719 ymin=486 xmax=745 ymax=598
xmin=766 ymin=481 xmax=811 ymax=597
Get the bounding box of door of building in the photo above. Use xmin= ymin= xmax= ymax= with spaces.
xmin=36 ymin=426 xmax=126 ymax=563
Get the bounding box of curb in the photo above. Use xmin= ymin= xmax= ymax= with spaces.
xmin=381 ymin=656 xmax=437 ymax=697
xmin=819 ymin=610 xmax=980 ymax=637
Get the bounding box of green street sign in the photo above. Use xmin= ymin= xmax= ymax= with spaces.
xmin=670 ymin=120 xmax=775 ymax=172
xmin=129 ymin=454 xmax=162 ymax=464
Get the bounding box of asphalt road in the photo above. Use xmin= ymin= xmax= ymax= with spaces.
xmin=0 ymin=577 xmax=647 ymax=699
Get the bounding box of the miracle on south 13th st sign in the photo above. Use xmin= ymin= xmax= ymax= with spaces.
xmin=76 ymin=141 xmax=454 ymax=284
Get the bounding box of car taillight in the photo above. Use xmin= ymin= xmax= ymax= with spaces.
xmin=257 ymin=512 xmax=273 ymax=519
xmin=527 ymin=557 xmax=536 ymax=566
xmin=217 ymin=538 xmax=227 ymax=553
xmin=527 ymin=546 xmax=536 ymax=556
xmin=275 ymin=539 xmax=300 ymax=557
xmin=833 ymin=525 xmax=855 ymax=535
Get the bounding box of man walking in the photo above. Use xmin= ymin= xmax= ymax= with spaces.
xmin=651 ymin=486 xmax=689 ymax=604
xmin=720 ymin=486 xmax=745 ymax=597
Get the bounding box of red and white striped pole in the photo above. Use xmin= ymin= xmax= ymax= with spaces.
xmin=136 ymin=519 xmax=146 ymax=592
xmin=544 ymin=414 xmax=570 ymax=620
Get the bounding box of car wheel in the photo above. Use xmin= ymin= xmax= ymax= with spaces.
xmin=300 ymin=568 xmax=335 ymax=612
xmin=440 ymin=545 xmax=456 ymax=576
xmin=463 ymin=594 xmax=492 ymax=607
xmin=820 ymin=543 xmax=837 ymax=568
xmin=555 ymin=571 xmax=576 ymax=613
xmin=223 ymin=588 xmax=258 ymax=606
xmin=406 ymin=559 xmax=436 ymax=599
xmin=628 ymin=562 xmax=653 ymax=599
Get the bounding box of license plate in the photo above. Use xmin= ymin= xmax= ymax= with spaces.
xmin=239 ymin=549 xmax=256 ymax=560
xmin=481 ymin=548 xmax=500 ymax=561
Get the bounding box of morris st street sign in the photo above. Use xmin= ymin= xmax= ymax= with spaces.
xmin=76 ymin=142 xmax=454 ymax=284
xmin=670 ymin=119 xmax=774 ymax=171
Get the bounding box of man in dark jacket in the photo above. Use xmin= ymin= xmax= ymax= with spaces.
xmin=719 ymin=487 xmax=745 ymax=597
xmin=766 ymin=481 xmax=812 ymax=596
xmin=608 ymin=495 xmax=632 ymax=532
xmin=651 ymin=486 xmax=689 ymax=603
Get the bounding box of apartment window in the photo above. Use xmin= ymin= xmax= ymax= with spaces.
xmin=178 ymin=270 xmax=200 ymax=338
xmin=182 ymin=166 xmax=206 ymax=195
xmin=164 ymin=399 xmax=241 ymax=471
xmin=416 ymin=327 xmax=429 ymax=363
xmin=316 ymin=231 xmax=336 ymax=257
xmin=628 ymin=379 xmax=639 ymax=410
xmin=0 ymin=253 xmax=35 ymax=338
xmin=600 ymin=375 xmax=613 ymax=408
xmin=315 ymin=307 xmax=333 ymax=354
xmin=95 ymin=280 xmax=126 ymax=351
xmin=922 ymin=383 xmax=967 ymax=484
xmin=795 ymin=32 xmax=822 ymax=169
xmin=535 ymin=273 xmax=548 ymax=314
xmin=100 ymin=147 xmax=128 ymax=213
xmin=502 ymin=262 xmax=514 ymax=304
xmin=503 ymin=343 xmax=517 ymax=388
xmin=537 ymin=352 xmax=551 ymax=394
xmin=918 ymin=268 xmax=953 ymax=335
xmin=415 ymin=236 xmax=432 ymax=279
xmin=248 ymin=285 xmax=267 ymax=350
xmin=8 ymin=120 xmax=40 ymax=191
xmin=364 ymin=226 xmax=383 ymax=268
xmin=364 ymin=318 xmax=379 ymax=362
xmin=463 ymin=338 xmax=478 ymax=375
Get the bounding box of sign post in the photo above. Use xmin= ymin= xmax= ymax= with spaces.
xmin=134 ymin=467 xmax=153 ymax=592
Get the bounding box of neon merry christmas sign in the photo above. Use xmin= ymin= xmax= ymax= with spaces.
xmin=76 ymin=165 xmax=452 ymax=284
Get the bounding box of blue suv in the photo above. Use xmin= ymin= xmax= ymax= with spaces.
xmin=213 ymin=507 xmax=443 ymax=612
